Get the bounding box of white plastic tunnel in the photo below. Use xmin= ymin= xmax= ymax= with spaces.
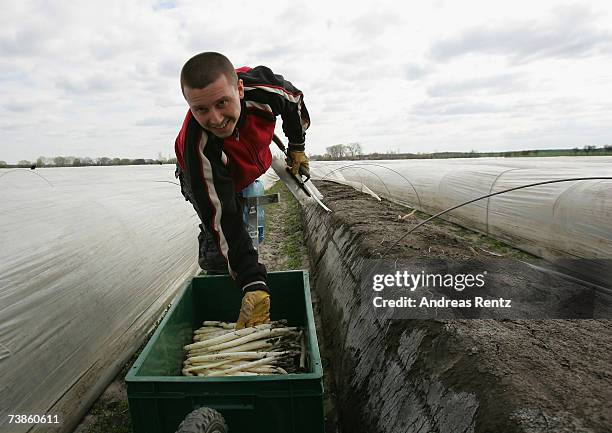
xmin=310 ymin=157 xmax=612 ymax=285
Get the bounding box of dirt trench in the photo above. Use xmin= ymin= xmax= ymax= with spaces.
xmin=303 ymin=181 xmax=612 ymax=433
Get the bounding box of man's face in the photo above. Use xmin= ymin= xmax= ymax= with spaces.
xmin=183 ymin=74 xmax=244 ymax=138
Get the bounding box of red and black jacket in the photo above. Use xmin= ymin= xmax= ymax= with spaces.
xmin=174 ymin=65 xmax=310 ymax=292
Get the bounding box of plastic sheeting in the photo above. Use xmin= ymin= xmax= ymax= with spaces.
xmin=0 ymin=165 xmax=200 ymax=433
xmin=310 ymin=157 xmax=612 ymax=284
xmin=260 ymin=165 xmax=280 ymax=190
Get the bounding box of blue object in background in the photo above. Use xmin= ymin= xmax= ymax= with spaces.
xmin=241 ymin=179 xmax=265 ymax=244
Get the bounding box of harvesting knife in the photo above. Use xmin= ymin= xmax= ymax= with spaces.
xmin=271 ymin=135 xmax=331 ymax=213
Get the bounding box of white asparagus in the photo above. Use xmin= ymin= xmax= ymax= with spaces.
xmin=203 ymin=328 xmax=297 ymax=353
xmin=184 ymin=324 xmax=273 ymax=351
xmin=207 ymin=355 xmax=281 ymax=377
xmin=185 ymin=356 xmax=249 ymax=364
xmin=194 ymin=330 xmax=233 ymax=341
xmin=188 ymin=342 xmax=298 ymax=359
xmin=194 ymin=327 xmax=225 ymax=334
xmin=191 ymin=364 xmax=282 ymax=375
xmin=187 ymin=351 xmax=287 ymax=364
xmin=184 ymin=357 xmax=245 ymax=366
xmin=185 ymin=331 xmax=258 ymax=350
xmin=194 ymin=331 xmax=228 ymax=339
xmin=198 ymin=371 xmax=258 ymax=377
xmin=184 ymin=357 xmax=240 ymax=367
xmin=187 ymin=361 xmax=245 ymax=368
xmin=182 ymin=323 xmax=303 ymax=376
xmin=202 ymin=321 xmax=235 ymax=329
xmin=194 ymin=327 xmax=233 ymax=336
xmin=184 ymin=359 xmax=237 ymax=373
xmin=195 ymin=325 xmax=241 ymax=334
xmin=200 ymin=320 xmax=286 ymax=329
xmin=184 ymin=356 xmax=248 ymax=366
xmin=188 ymin=340 xmax=273 ymax=357
xmin=246 ymin=366 xmax=284 ymax=374
xmin=185 ymin=350 xmax=289 ymax=366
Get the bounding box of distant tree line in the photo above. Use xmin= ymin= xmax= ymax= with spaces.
xmin=0 ymin=153 xmax=177 ymax=168
xmin=2 ymin=144 xmax=611 ymax=168
xmin=323 ymin=143 xmax=363 ymax=159
xmin=309 ymin=144 xmax=612 ymax=161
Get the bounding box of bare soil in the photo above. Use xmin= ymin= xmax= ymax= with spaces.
xmin=72 ymin=363 xmax=131 ymax=433
xmin=258 ymin=182 xmax=340 ymax=433
xmin=308 ymin=181 xmax=612 ymax=433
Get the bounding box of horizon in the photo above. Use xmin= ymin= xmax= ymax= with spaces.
xmin=2 ymin=145 xmax=611 ymax=166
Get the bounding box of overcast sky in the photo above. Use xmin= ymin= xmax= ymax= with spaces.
xmin=2 ymin=0 xmax=612 ymax=163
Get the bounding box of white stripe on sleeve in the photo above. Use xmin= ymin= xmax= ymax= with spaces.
xmin=197 ymin=134 xmax=230 ymax=263
xmin=244 ymin=85 xmax=302 ymax=104
xmin=245 ymin=101 xmax=273 ymax=114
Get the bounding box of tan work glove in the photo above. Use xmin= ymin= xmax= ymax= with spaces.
xmin=236 ymin=290 xmax=270 ymax=329
xmin=287 ymin=149 xmax=310 ymax=177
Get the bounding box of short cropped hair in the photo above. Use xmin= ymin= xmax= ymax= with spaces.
xmin=180 ymin=52 xmax=238 ymax=94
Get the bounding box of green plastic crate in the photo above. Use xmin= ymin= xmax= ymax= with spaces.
xmin=125 ymin=270 xmax=324 ymax=433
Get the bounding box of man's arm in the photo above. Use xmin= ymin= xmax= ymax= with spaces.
xmin=176 ymin=113 xmax=267 ymax=294
xmin=239 ymin=66 xmax=311 ymax=150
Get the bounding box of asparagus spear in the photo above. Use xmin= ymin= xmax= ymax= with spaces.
xmin=182 ymin=322 xmax=305 ymax=376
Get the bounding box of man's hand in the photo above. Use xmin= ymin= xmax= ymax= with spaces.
xmin=287 ymin=149 xmax=310 ymax=178
xmin=236 ymin=290 xmax=270 ymax=329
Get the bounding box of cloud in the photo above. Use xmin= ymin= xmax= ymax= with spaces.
xmin=403 ymin=63 xmax=433 ymax=81
xmin=304 ymin=73 xmax=356 ymax=95
xmin=184 ymin=28 xmax=239 ymax=54
xmin=158 ymin=58 xmax=183 ymax=79
xmin=320 ymin=100 xmax=351 ymax=114
xmin=349 ymin=11 xmax=401 ymax=39
xmin=427 ymin=73 xmax=527 ymax=97
xmin=2 ymin=101 xmax=30 ymax=112
xmin=333 ymin=41 xmax=389 ymax=64
xmin=430 ymin=4 xmax=612 ymax=63
xmin=134 ymin=116 xmax=178 ymax=127
xmin=0 ymin=27 xmax=49 ymax=57
xmin=89 ymin=28 xmax=130 ymax=61
xmin=55 ymin=74 xmax=119 ymax=94
xmin=250 ymin=44 xmax=297 ymax=62
xmin=0 ymin=123 xmax=25 ymax=131
xmin=153 ymin=1 xmax=176 ymax=11
xmin=275 ymin=6 xmax=317 ymax=28
xmin=411 ymin=100 xmax=506 ymax=116
xmin=327 ymin=44 xmax=395 ymax=84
